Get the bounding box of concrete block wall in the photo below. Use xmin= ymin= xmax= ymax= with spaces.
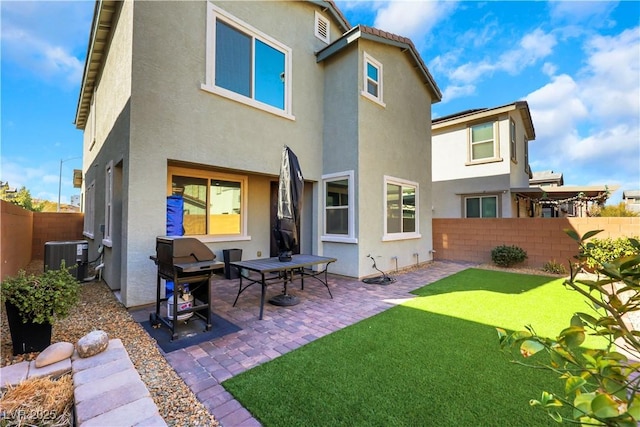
xmin=0 ymin=200 xmax=33 ymax=280
xmin=32 ymin=212 xmax=84 ymax=260
xmin=0 ymin=201 xmax=84 ymax=280
xmin=433 ymin=217 xmax=640 ymax=270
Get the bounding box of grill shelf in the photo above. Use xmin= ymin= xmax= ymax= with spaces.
xmin=150 ymin=237 xmax=223 ymax=340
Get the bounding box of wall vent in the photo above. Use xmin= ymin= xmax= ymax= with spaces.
xmin=314 ymin=11 xmax=330 ymax=44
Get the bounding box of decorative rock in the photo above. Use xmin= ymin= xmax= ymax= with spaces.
xmin=35 ymin=341 xmax=75 ymax=368
xmin=77 ymin=330 xmax=109 ymax=358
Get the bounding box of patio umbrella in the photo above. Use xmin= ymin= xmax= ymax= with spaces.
xmin=270 ymin=145 xmax=304 ymax=306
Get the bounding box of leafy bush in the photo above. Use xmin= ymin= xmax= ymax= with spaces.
xmin=1 ymin=262 xmax=80 ymax=324
xmin=498 ymin=229 xmax=640 ymax=425
xmin=582 ymin=236 xmax=640 ymax=270
xmin=491 ymin=245 xmax=528 ymax=267
xmin=589 ymin=202 xmax=639 ymax=217
xmin=541 ymin=259 xmax=567 ymax=275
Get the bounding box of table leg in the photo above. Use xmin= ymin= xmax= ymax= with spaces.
xmin=259 ymin=273 xmax=266 ymax=320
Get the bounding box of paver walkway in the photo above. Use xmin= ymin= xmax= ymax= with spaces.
xmin=131 ymin=260 xmax=474 ymax=426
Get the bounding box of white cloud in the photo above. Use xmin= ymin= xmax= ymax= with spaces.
xmin=446 ymin=28 xmax=556 ymax=85
xmin=526 ymin=26 xmax=640 ymax=191
xmin=580 ymin=27 xmax=640 ymax=121
xmin=549 ymin=1 xmax=619 ymax=25
xmin=527 ymin=74 xmax=589 ymax=139
xmin=441 ymin=84 xmax=476 ymax=102
xmin=373 ymin=1 xmax=458 ymax=45
xmin=542 ymin=62 xmax=557 ymax=77
xmin=0 ymin=2 xmax=90 ymax=85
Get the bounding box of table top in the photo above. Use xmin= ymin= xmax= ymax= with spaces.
xmin=230 ymin=254 xmax=337 ymax=274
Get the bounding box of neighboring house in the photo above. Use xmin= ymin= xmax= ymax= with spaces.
xmin=74 ymin=1 xmax=442 ymax=307
xmin=623 ymin=190 xmax=640 ymax=213
xmin=530 ymin=170 xmax=563 ymax=187
xmin=431 ymin=101 xmax=535 ymax=218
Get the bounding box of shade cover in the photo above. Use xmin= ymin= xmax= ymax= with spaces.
xmin=274 ymin=146 xmax=304 ymax=260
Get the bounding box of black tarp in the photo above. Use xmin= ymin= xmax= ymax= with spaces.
xmin=273 ymin=146 xmax=303 ymax=261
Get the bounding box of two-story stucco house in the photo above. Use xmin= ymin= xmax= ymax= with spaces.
xmin=431 ymin=101 xmax=535 ymax=218
xmin=74 ymin=0 xmax=442 ymax=307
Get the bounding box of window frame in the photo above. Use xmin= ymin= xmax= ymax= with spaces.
xmin=167 ymin=166 xmax=250 ymax=242
xmin=83 ymin=179 xmax=95 ymax=239
xmin=509 ymin=118 xmax=517 ymax=163
xmin=361 ymin=52 xmax=385 ymax=107
xmin=467 ymin=121 xmax=499 ymax=163
xmin=383 ymin=176 xmax=420 ymax=241
xmin=103 ymin=161 xmax=113 ymax=247
xmin=202 ymin=3 xmax=294 ymax=120
xmin=464 ymin=195 xmax=499 ymax=218
xmin=321 ymin=171 xmax=357 ymax=244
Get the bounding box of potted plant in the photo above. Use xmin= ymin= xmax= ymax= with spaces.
xmin=1 ymin=262 xmax=80 ymax=355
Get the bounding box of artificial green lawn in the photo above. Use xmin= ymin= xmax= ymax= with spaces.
xmin=222 ymin=268 xmax=601 ymax=426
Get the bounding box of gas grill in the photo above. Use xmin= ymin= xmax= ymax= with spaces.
xmin=150 ymin=236 xmax=223 ymax=340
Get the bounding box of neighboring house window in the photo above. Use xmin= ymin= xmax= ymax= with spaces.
xmin=322 ymin=171 xmax=357 ymax=243
xmin=168 ymin=166 xmax=249 ymax=240
xmin=465 ymin=196 xmax=498 ymax=218
xmin=524 ymin=136 xmax=530 ymax=173
xmin=202 ymin=3 xmax=293 ymax=119
xmin=361 ymin=52 xmax=385 ymax=106
xmin=314 ymin=11 xmax=330 ymax=44
xmin=469 ymin=122 xmax=496 ymax=161
xmin=384 ymin=176 xmax=419 ymax=240
xmin=510 ymin=119 xmax=517 ymax=162
xmin=104 ymin=161 xmax=113 ymax=246
xmin=83 ymin=180 xmax=95 ymax=238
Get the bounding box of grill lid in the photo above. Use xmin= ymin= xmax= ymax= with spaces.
xmin=156 ymin=236 xmax=215 ymax=265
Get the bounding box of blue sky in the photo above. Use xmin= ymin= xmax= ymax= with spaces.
xmin=1 ymin=1 xmax=639 ymax=206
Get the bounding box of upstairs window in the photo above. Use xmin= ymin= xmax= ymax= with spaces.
xmin=524 ymin=136 xmax=530 ymax=174
xmin=361 ymin=52 xmax=385 ymax=106
xmin=203 ymin=3 xmax=293 ymax=119
xmin=510 ymin=119 xmax=517 ymax=162
xmin=469 ymin=122 xmax=496 ymax=161
xmin=314 ymin=11 xmax=330 ymax=44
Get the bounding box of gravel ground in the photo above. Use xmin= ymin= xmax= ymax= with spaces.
xmin=1 ymin=261 xmax=219 ymax=427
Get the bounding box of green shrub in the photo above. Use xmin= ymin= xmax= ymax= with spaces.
xmin=491 ymin=245 xmax=528 ymax=267
xmin=582 ymin=236 xmax=639 ymax=270
xmin=498 ymin=229 xmax=640 ymax=425
xmin=542 ymin=259 xmax=567 ymax=275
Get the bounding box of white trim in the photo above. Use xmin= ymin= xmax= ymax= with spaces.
xmin=314 ymin=11 xmax=330 ymax=44
xmin=383 ymin=175 xmax=419 ymax=240
xmin=204 ymin=2 xmax=294 ymax=117
xmin=83 ymin=179 xmax=95 ymax=238
xmin=361 ymin=52 xmax=385 ymax=107
xmin=103 ymin=161 xmax=113 ymax=247
xmin=468 ymin=121 xmax=500 ymax=163
xmin=464 ymin=195 xmax=499 ymax=218
xmin=168 ymin=166 xmax=249 ymax=238
xmin=321 ymin=170 xmax=357 ymax=242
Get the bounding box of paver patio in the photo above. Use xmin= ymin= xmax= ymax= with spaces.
xmin=130 ymin=260 xmax=474 ymax=426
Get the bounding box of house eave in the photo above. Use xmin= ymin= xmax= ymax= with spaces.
xmin=433 ymin=101 xmax=536 ymax=140
xmin=74 ymin=0 xmax=120 ymax=130
xmin=316 ymin=26 xmax=442 ymax=103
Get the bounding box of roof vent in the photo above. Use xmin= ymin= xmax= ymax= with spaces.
xmin=315 ymin=11 xmax=330 ymax=44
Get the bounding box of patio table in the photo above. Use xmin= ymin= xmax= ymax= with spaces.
xmin=230 ymin=254 xmax=337 ymax=319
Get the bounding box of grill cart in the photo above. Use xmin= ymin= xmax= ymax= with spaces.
xmin=150 ymin=237 xmax=223 ymax=340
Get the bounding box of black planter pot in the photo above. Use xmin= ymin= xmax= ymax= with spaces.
xmin=4 ymin=301 xmax=52 ymax=355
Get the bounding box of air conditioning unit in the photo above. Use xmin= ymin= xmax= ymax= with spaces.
xmin=44 ymin=240 xmax=89 ymax=281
